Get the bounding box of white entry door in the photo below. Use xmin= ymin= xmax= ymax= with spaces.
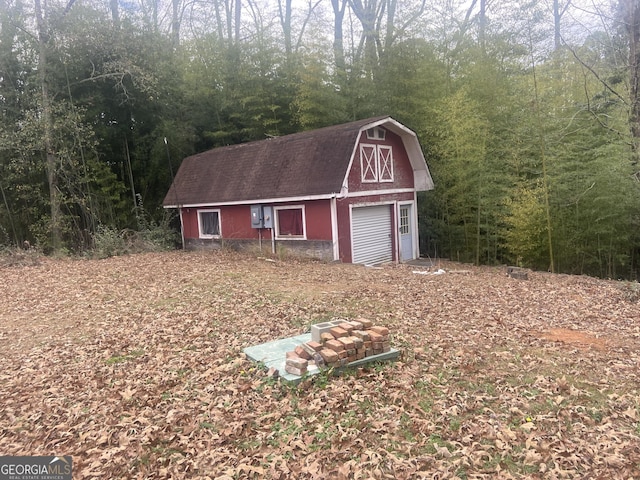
xmin=399 ymin=204 xmax=413 ymax=261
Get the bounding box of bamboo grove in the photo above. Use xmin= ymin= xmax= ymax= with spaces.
xmin=1 ymin=0 xmax=639 ymax=278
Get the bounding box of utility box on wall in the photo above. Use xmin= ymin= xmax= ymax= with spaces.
xmin=262 ymin=206 xmax=273 ymax=228
xmin=250 ymin=205 xmax=273 ymax=229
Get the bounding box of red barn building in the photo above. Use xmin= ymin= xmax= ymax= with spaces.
xmin=162 ymin=116 xmax=433 ymax=264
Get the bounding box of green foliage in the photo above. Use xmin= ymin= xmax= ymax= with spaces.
xmin=0 ymin=0 xmax=639 ymax=277
xmin=133 ymin=196 xmax=180 ymax=251
xmin=91 ymin=225 xmax=129 ymax=259
xmin=430 ymin=86 xmax=512 ymax=265
xmin=503 ymin=185 xmax=549 ymax=269
xmin=90 ymin=200 xmax=178 ymax=259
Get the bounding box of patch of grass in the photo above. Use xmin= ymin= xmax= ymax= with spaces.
xmin=237 ymin=438 xmax=262 ymax=451
xmin=104 ymin=349 xmax=145 ymax=364
xmin=449 ymin=416 xmax=462 ymax=432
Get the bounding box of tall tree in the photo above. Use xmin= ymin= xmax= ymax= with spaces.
xmin=620 ymin=0 xmax=640 ymax=169
xmin=33 ymin=0 xmax=70 ymax=252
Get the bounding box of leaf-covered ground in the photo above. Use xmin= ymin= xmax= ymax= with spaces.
xmin=1 ymin=250 xmax=639 ymax=479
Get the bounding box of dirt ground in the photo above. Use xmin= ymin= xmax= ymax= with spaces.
xmin=0 ymin=250 xmax=638 ymax=478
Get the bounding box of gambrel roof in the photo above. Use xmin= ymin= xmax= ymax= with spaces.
xmin=163 ymin=116 xmax=433 ymax=208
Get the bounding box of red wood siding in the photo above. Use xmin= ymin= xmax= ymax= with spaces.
xmin=221 ymin=205 xmax=259 ymax=238
xmin=348 ymin=129 xmax=414 ymax=193
xmin=181 ymin=200 xmax=332 ymax=241
xmin=181 ymin=208 xmax=199 ymax=239
xmin=303 ymin=200 xmax=332 ymax=240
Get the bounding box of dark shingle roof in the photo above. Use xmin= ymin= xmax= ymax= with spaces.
xmin=163 ymin=116 xmax=389 ymax=206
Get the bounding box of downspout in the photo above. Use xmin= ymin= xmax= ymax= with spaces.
xmin=393 ymin=201 xmax=399 ymax=264
xmin=179 ymin=208 xmax=186 ymax=250
xmin=413 ymin=191 xmax=419 ymax=259
xmin=330 ymin=194 xmax=339 ymax=261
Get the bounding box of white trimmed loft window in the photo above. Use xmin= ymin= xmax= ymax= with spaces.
xmin=360 ymin=144 xmax=394 ymax=183
xmin=366 ymin=127 xmax=386 ymax=140
xmin=198 ymin=209 xmax=221 ymax=238
xmin=275 ymin=206 xmax=306 ymax=239
xmin=378 ymin=145 xmax=394 ymax=182
xmin=360 ymin=144 xmax=378 ymax=182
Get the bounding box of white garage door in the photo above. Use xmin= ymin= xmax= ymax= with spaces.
xmin=352 ymin=205 xmax=393 ymax=265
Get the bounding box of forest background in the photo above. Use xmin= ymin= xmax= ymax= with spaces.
xmin=1 ymin=0 xmax=640 ymax=279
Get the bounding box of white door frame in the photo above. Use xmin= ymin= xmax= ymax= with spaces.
xmin=397 ymin=200 xmax=418 ymax=262
xmin=349 ymin=202 xmax=394 ymax=264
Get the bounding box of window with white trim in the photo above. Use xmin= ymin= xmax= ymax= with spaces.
xmin=399 ymin=206 xmax=410 ymax=235
xmin=366 ymin=127 xmax=386 ymax=140
xmin=378 ymin=145 xmax=394 ymax=182
xmin=198 ymin=209 xmax=221 ymax=238
xmin=360 ymin=144 xmax=394 ymax=183
xmin=275 ymin=206 xmax=306 ymax=239
xmin=360 ymin=144 xmax=378 ymax=182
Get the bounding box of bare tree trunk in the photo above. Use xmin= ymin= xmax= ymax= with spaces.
xmin=172 ymin=0 xmax=181 ymax=48
xmin=331 ymin=0 xmax=347 ymax=73
xmin=529 ymin=36 xmax=555 ymax=273
xmin=278 ymin=0 xmax=292 ymax=56
xmin=234 ymin=0 xmax=241 ymax=45
xmin=384 ymin=0 xmax=396 ymax=52
xmin=623 ymin=0 xmax=640 ymax=166
xmin=34 ymin=0 xmax=62 ymax=253
xmin=553 ymin=0 xmax=571 ymax=50
xmin=479 ymin=0 xmax=486 ymax=53
xmin=349 ymin=0 xmax=381 ymax=74
xmin=213 ymin=0 xmax=224 ymax=41
xmin=110 ymin=0 xmax=120 ymax=29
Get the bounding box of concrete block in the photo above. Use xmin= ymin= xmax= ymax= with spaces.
xmin=507 ymin=266 xmax=529 ymax=280
xmin=310 ymin=320 xmax=343 ymax=342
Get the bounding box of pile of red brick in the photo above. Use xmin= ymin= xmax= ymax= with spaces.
xmin=285 ymin=319 xmax=391 ymax=376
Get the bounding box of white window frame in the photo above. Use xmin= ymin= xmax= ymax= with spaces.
xmin=197 ymin=209 xmax=221 ymax=239
xmin=378 ymin=145 xmax=394 ymax=182
xmin=360 ymin=144 xmax=394 ymax=183
xmin=366 ymin=127 xmax=386 ymax=140
xmin=399 ymin=205 xmax=410 ymax=235
xmin=360 ymin=144 xmax=378 ymax=183
xmin=274 ymin=205 xmax=307 ymax=240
